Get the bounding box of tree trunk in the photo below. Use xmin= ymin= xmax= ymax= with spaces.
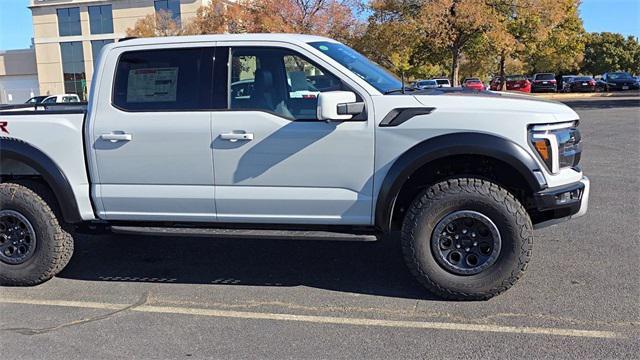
xmin=499 ymin=51 xmax=506 ymax=91
xmin=451 ymin=48 xmax=460 ymax=86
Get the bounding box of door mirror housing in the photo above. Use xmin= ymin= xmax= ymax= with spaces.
xmin=317 ymin=91 xmax=362 ymax=121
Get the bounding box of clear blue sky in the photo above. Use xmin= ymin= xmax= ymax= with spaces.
xmin=1 ymin=0 xmax=639 ymax=50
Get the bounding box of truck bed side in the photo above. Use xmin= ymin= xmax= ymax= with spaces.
xmin=0 ymin=111 xmax=95 ymax=220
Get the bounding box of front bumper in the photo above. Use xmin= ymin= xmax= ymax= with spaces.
xmin=532 ymin=176 xmax=590 ymax=229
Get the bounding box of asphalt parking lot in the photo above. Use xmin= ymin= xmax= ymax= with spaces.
xmin=1 ymin=96 xmax=639 ymax=359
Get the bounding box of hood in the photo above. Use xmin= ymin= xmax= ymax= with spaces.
xmin=412 ymin=88 xmax=578 ymax=123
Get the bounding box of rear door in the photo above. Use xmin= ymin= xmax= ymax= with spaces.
xmin=89 ymin=45 xmax=216 ymax=221
xmin=210 ymin=44 xmax=375 ymax=225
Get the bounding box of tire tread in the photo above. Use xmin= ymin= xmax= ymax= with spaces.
xmin=401 ymin=178 xmax=533 ymax=300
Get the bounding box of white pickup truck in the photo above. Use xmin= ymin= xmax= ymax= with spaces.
xmin=0 ymin=34 xmax=588 ymax=300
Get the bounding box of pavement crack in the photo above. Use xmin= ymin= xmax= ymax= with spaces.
xmin=1 ymin=292 xmax=149 ymax=336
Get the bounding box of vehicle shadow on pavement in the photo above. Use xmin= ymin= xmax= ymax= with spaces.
xmin=58 ymin=234 xmax=439 ymax=300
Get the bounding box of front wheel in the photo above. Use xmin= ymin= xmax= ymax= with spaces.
xmin=0 ymin=183 xmax=74 ymax=286
xmin=401 ymin=178 xmax=533 ymax=300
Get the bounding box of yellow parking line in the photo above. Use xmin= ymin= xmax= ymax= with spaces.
xmin=0 ymin=297 xmax=623 ymax=339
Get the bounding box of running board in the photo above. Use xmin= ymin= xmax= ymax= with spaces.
xmin=110 ymin=226 xmax=379 ymax=242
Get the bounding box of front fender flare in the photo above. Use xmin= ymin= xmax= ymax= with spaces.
xmin=375 ymin=132 xmax=545 ymax=232
xmin=0 ymin=137 xmax=82 ymax=223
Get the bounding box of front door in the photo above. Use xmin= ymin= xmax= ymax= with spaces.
xmin=91 ymin=46 xmax=216 ymax=221
xmin=211 ymin=46 xmax=375 ymax=225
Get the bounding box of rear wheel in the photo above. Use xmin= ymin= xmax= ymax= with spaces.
xmin=0 ymin=183 xmax=74 ymax=286
xmin=401 ymin=178 xmax=533 ymax=300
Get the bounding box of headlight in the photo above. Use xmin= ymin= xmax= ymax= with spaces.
xmin=529 ymin=121 xmax=582 ymax=174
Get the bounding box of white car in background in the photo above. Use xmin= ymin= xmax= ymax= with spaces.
xmin=432 ymin=78 xmax=451 ymax=88
xmin=41 ymin=94 xmax=81 ymax=103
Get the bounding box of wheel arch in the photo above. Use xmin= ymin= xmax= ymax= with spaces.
xmin=375 ymin=132 xmax=546 ymax=232
xmin=0 ymin=137 xmax=82 ymax=224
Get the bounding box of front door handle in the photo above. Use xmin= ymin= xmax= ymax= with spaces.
xmin=220 ymin=132 xmax=254 ymax=142
xmin=101 ymin=133 xmax=132 ymax=142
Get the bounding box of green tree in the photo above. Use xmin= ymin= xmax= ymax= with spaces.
xmin=582 ymin=32 xmax=640 ymax=75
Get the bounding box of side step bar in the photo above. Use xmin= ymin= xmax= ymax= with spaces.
xmin=110 ymin=226 xmax=379 ymax=242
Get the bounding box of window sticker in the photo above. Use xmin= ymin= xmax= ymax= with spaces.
xmin=126 ymin=67 xmax=179 ymax=102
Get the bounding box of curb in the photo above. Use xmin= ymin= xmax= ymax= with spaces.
xmin=516 ymin=91 xmax=640 ymax=100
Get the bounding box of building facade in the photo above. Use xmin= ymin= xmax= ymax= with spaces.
xmin=30 ymin=0 xmax=211 ymax=100
xmin=0 ymin=49 xmax=40 ymax=104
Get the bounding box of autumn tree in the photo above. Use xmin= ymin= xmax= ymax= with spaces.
xmin=419 ymin=0 xmax=502 ymax=86
xmin=522 ymin=0 xmax=585 ymax=74
xmin=126 ymin=10 xmax=184 ymax=37
xmin=234 ymin=0 xmax=363 ymax=42
xmin=183 ymin=0 xmax=228 ymax=35
xmin=353 ymin=0 xmax=422 ymax=76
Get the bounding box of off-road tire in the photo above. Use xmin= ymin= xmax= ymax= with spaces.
xmin=0 ymin=182 xmax=74 ymax=286
xmin=401 ymin=178 xmax=533 ymax=300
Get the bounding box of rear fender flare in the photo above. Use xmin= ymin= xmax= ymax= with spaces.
xmin=0 ymin=137 xmax=82 ymax=223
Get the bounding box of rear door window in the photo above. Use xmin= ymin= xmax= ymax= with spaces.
xmin=113 ymin=48 xmax=213 ymax=111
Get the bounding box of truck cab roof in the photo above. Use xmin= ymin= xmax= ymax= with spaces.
xmin=112 ymin=34 xmax=337 ymax=49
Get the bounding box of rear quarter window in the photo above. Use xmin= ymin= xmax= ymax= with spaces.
xmin=535 ymin=73 xmax=555 ymax=80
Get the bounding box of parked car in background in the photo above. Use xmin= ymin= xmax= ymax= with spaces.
xmin=41 ymin=94 xmax=81 ymax=103
xmin=25 ymin=95 xmax=48 ymax=104
xmin=531 ymin=73 xmax=557 ymax=93
xmin=596 ymin=72 xmax=639 ymax=91
xmin=462 ymin=78 xmax=484 ymax=91
xmin=489 ymin=75 xmax=531 ymax=93
xmin=560 ymin=75 xmax=577 ymax=90
xmin=414 ymin=79 xmax=439 ymax=90
xmin=563 ymin=76 xmax=596 ymax=93
xmin=433 ymin=78 xmax=451 ymax=88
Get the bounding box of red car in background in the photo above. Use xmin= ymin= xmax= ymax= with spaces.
xmin=463 ymin=78 xmax=485 ymax=91
xmin=489 ymin=75 xmax=531 ymax=93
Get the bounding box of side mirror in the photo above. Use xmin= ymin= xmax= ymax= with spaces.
xmin=317 ymin=91 xmax=364 ymax=121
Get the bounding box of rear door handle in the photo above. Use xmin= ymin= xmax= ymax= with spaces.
xmin=220 ymin=132 xmax=253 ymax=142
xmin=101 ymin=133 xmax=132 ymax=142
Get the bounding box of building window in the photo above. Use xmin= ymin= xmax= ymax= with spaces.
xmin=60 ymin=42 xmax=87 ymax=100
xmin=154 ymin=0 xmax=181 ymax=22
xmin=89 ymin=5 xmax=113 ymax=34
xmin=91 ymin=39 xmax=114 ymax=65
xmin=57 ymin=7 xmax=81 ymax=36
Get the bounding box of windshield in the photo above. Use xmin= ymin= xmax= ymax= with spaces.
xmin=535 ymin=73 xmax=555 ymax=80
xmin=308 ymin=41 xmax=402 ymax=93
xmin=573 ymin=76 xmax=593 ymax=81
xmin=608 ymin=72 xmax=632 ymax=79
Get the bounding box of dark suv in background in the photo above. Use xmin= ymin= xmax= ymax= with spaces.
xmin=531 ymin=73 xmax=557 ymax=93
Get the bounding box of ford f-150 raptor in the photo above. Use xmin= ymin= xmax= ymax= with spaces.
xmin=0 ymin=34 xmax=589 ymax=300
